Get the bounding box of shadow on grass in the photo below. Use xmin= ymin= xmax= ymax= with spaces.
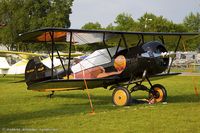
xmin=0 ymin=78 xmax=25 ymax=84
xmin=33 ymin=91 xmax=112 ymax=104
xmin=1 ymin=92 xmax=199 ymax=128
xmin=167 ymin=94 xmax=200 ymax=103
xmin=9 ymin=80 xmax=25 ymax=83
xmin=34 ymin=91 xmax=200 ymax=104
xmin=0 ymin=94 xmax=115 ymax=128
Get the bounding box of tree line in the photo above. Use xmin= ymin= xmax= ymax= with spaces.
xmin=82 ymin=12 xmax=200 ymax=32
xmin=80 ymin=12 xmax=200 ymax=51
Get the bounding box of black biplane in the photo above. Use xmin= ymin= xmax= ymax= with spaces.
xmin=18 ymin=28 xmax=198 ymax=106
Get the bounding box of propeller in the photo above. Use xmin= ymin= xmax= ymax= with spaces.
xmin=141 ymin=51 xmax=176 ymax=58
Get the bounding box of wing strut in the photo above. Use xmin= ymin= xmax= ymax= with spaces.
xmin=55 ymin=46 xmax=67 ymax=75
xmin=67 ymin=32 xmax=73 ymax=79
xmin=121 ymin=34 xmax=129 ymax=51
xmin=141 ymin=34 xmax=145 ymax=44
xmin=159 ymin=36 xmax=165 ymax=44
xmin=103 ymin=32 xmax=112 ymax=59
xmin=115 ymin=38 xmax=122 ymax=55
xmin=50 ymin=31 xmax=55 ymax=79
xmin=167 ymin=35 xmax=182 ymax=73
xmin=136 ymin=38 xmax=142 ymax=46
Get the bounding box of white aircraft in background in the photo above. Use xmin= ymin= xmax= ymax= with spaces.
xmin=0 ymin=56 xmax=28 ymax=75
xmin=0 ymin=50 xmax=83 ymax=76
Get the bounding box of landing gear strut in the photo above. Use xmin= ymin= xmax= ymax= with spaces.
xmin=111 ymin=73 xmax=167 ymax=106
xmin=49 ymin=91 xmax=55 ymax=98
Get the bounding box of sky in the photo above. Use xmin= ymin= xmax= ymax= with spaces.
xmin=70 ymin=0 xmax=200 ymax=28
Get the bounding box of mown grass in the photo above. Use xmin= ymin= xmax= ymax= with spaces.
xmin=0 ymin=75 xmax=200 ymax=133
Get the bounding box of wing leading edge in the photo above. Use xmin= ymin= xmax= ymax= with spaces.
xmin=18 ymin=28 xmax=199 ymax=45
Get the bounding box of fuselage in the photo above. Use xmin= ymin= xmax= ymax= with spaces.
xmin=25 ymin=41 xmax=170 ymax=91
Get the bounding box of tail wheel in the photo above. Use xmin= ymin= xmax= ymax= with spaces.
xmin=149 ymin=84 xmax=167 ymax=103
xmin=112 ymin=86 xmax=131 ymax=106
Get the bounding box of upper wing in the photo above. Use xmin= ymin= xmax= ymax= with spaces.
xmin=18 ymin=28 xmax=199 ymax=45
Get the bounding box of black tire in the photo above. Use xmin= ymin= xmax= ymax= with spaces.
xmin=149 ymin=84 xmax=167 ymax=103
xmin=112 ymin=86 xmax=131 ymax=106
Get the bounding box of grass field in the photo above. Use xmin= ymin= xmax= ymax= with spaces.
xmin=0 ymin=75 xmax=200 ymax=133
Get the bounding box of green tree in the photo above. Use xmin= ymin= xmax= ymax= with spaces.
xmin=138 ymin=13 xmax=171 ymax=32
xmin=81 ymin=22 xmax=102 ymax=30
xmin=138 ymin=13 xmax=155 ymax=31
xmin=26 ymin=0 xmax=73 ymax=29
xmin=171 ymin=23 xmax=188 ymax=32
xmin=114 ymin=13 xmax=138 ymax=31
xmin=183 ymin=12 xmax=200 ymax=32
xmin=0 ymin=0 xmax=26 ymax=50
xmin=0 ymin=0 xmax=74 ymax=51
xmin=105 ymin=23 xmax=115 ymax=31
xmin=138 ymin=13 xmax=188 ymax=32
xmin=183 ymin=13 xmax=200 ymax=51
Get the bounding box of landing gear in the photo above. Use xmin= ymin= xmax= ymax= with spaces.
xmin=111 ymin=70 xmax=168 ymax=106
xmin=149 ymin=84 xmax=167 ymax=103
xmin=111 ymin=77 xmax=167 ymax=106
xmin=49 ymin=91 xmax=55 ymax=98
xmin=112 ymin=86 xmax=131 ymax=106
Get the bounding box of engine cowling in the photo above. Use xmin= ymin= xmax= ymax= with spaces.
xmin=141 ymin=41 xmax=169 ymax=74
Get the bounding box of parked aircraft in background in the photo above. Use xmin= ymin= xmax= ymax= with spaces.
xmin=0 ymin=50 xmax=83 ymax=75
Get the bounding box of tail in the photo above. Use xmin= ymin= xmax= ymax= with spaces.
xmin=25 ymin=59 xmax=50 ymax=86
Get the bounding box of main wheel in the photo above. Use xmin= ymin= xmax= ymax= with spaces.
xmin=112 ymin=86 xmax=131 ymax=106
xmin=149 ymin=84 xmax=167 ymax=103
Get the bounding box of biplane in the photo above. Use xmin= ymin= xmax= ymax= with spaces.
xmin=18 ymin=28 xmax=198 ymax=106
